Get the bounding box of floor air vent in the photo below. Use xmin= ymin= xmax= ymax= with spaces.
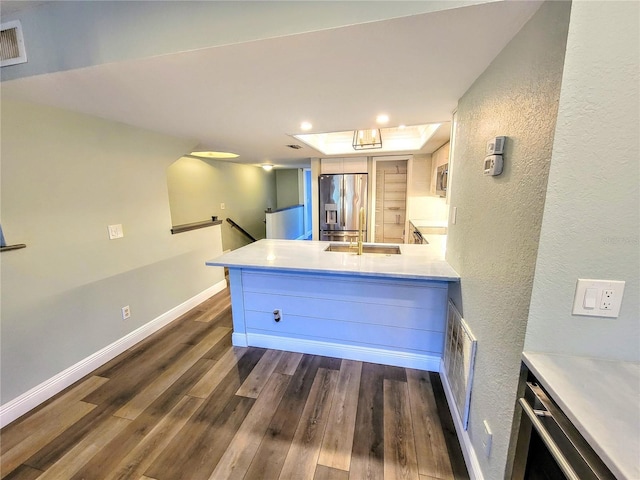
xmin=1 ymin=20 xmax=27 ymax=67
xmin=443 ymin=300 xmax=477 ymax=430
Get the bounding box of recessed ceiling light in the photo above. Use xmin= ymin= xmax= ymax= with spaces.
xmin=300 ymin=121 xmax=313 ymax=131
xmin=262 ymin=164 xmax=274 ymax=171
xmin=190 ymin=151 xmax=239 ymax=159
xmin=398 ymin=124 xmax=406 ymax=129
xmin=376 ymin=114 xmax=389 ymax=124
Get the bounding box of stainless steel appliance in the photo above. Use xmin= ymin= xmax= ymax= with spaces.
xmin=436 ymin=163 xmax=448 ymax=197
xmin=511 ymin=368 xmax=616 ymax=480
xmin=319 ymin=173 xmax=367 ymax=242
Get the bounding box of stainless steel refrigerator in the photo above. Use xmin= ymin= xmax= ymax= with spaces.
xmin=319 ymin=173 xmax=368 ymax=242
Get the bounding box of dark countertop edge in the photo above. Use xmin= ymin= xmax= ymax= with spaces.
xmin=171 ymin=219 xmax=222 ymax=234
xmin=205 ymin=261 xmax=460 ymax=283
xmin=0 ymin=244 xmax=26 ymax=252
xmin=265 ymin=204 xmax=303 ymax=214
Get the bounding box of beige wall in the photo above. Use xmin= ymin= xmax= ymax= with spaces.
xmin=445 ymin=2 xmax=571 ymax=478
xmin=0 ymin=99 xmax=225 ymax=404
xmin=167 ymin=156 xmax=276 ymax=251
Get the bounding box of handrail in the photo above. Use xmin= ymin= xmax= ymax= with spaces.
xmin=171 ymin=217 xmax=222 ymax=234
xmin=226 ymin=218 xmax=257 ymax=242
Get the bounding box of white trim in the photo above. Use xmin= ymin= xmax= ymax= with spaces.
xmin=440 ymin=359 xmax=484 ymax=480
xmin=232 ymin=332 xmax=248 ymax=347
xmin=0 ymin=280 xmax=227 ymax=428
xmin=243 ymin=333 xmax=441 ymax=371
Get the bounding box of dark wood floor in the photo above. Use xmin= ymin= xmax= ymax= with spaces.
xmin=0 ymin=288 xmax=468 ymax=480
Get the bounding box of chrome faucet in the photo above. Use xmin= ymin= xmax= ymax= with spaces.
xmin=357 ymin=207 xmax=364 ymax=255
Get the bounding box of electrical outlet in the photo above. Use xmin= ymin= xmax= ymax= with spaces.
xmin=220 ymin=203 xmax=226 ymax=210
xmin=121 ymin=305 xmax=131 ymax=320
xmin=572 ymin=279 xmax=625 ymax=318
xmin=273 ymin=309 xmax=282 ymax=322
xmin=600 ymin=290 xmax=614 ymax=310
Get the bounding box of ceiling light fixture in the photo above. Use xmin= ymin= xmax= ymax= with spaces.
xmin=353 ymin=129 xmax=382 ymax=150
xmin=376 ymin=114 xmax=389 ymax=124
xmin=190 ymin=151 xmax=239 ymax=159
xmin=262 ymin=164 xmax=274 ymax=171
xmin=300 ymin=121 xmax=313 ymax=131
xmin=293 ymin=123 xmax=441 ymax=156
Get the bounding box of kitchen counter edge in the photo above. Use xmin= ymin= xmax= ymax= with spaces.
xmin=522 ymin=351 xmax=640 ymax=480
xmin=206 ymin=239 xmax=460 ymax=282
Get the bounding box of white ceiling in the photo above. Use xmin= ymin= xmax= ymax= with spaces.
xmin=1 ymin=1 xmax=542 ymax=168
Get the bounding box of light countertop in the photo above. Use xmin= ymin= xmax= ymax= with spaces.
xmin=206 ymin=239 xmax=459 ymax=281
xmin=523 ymin=351 xmax=640 ymax=480
xmin=409 ymin=219 xmax=449 ymax=229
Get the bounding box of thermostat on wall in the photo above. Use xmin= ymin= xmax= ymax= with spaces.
xmin=484 ymin=155 xmax=503 ymax=176
xmin=486 ymin=136 xmax=506 ymax=155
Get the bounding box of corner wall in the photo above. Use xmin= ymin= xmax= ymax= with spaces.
xmin=0 ymin=99 xmax=224 ymax=404
xmin=444 ymin=2 xmax=571 ymax=478
xmin=167 ymin=156 xmax=276 ymax=252
xmin=525 ymin=1 xmax=639 ymax=361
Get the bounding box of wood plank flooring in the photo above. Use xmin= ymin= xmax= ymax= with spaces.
xmin=0 ymin=288 xmax=469 ymax=480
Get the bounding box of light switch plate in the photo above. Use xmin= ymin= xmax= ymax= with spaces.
xmin=108 ymin=224 xmax=124 ymax=240
xmin=572 ymin=279 xmax=625 ymax=318
xmin=482 ymin=420 xmax=492 ymax=457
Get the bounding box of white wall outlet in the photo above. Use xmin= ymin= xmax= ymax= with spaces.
xmin=572 ymin=279 xmax=625 ymax=318
xmin=482 ymin=420 xmax=493 ymax=457
xmin=451 ymin=206 xmax=457 ymax=225
xmin=600 ymin=290 xmax=615 ymax=310
xmin=220 ymin=203 xmax=226 ymax=210
xmin=121 ymin=305 xmax=131 ymax=320
xmin=108 ymin=224 xmax=124 ymax=240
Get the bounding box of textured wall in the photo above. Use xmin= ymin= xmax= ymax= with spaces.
xmin=0 ymin=99 xmax=225 ymax=403
xmin=445 ymin=2 xmax=571 ymax=478
xmin=525 ymin=1 xmax=640 ymax=360
xmin=167 ymin=156 xmax=276 ymax=251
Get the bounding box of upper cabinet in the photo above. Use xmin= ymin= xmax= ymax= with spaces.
xmin=430 ymin=142 xmax=450 ymax=196
xmin=321 ymin=157 xmax=368 ymax=174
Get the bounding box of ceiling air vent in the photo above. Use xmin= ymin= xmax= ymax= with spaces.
xmin=1 ymin=20 xmax=27 ymax=67
xmin=286 ymin=144 xmax=303 ymax=150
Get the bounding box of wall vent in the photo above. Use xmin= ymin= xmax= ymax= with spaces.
xmin=286 ymin=144 xmax=303 ymax=150
xmin=1 ymin=20 xmax=27 ymax=67
xmin=443 ymin=300 xmax=477 ymax=430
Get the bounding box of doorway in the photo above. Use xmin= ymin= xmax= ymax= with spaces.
xmin=303 ymin=168 xmax=312 ymax=239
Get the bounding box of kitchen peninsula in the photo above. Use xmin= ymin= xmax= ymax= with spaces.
xmin=206 ymin=238 xmax=459 ymax=371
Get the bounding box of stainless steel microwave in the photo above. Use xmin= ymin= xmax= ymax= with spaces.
xmin=436 ymin=163 xmax=448 ymax=197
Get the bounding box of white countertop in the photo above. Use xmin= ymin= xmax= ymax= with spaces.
xmin=409 ymin=219 xmax=449 ymax=229
xmin=523 ymin=351 xmax=640 ymax=480
xmin=206 ymin=239 xmax=459 ymax=281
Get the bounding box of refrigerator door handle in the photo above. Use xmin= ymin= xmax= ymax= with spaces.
xmin=341 ymin=175 xmax=346 ymax=227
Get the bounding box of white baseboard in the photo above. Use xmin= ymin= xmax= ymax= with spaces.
xmin=237 ymin=333 xmax=441 ymax=371
xmin=440 ymin=360 xmax=484 ymax=480
xmin=232 ymin=332 xmax=248 ymax=347
xmin=0 ymin=279 xmax=227 ymax=428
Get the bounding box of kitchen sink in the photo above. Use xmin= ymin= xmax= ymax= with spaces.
xmin=324 ymin=244 xmax=401 ymax=255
